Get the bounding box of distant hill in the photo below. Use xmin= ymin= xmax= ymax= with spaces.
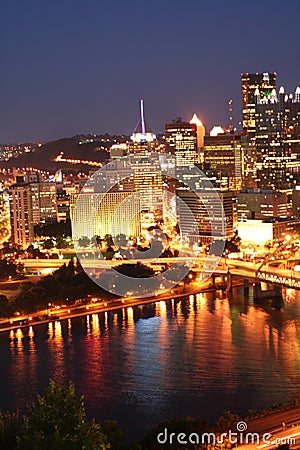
xmin=2 ymin=135 xmax=120 ymax=172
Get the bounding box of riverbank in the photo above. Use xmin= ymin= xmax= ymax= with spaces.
xmin=0 ymin=279 xmax=232 ymax=334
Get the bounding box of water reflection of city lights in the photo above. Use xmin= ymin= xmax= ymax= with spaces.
xmin=28 ymin=326 xmax=34 ymax=338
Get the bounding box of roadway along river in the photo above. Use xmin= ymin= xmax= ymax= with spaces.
xmin=1 ymin=285 xmax=300 ymax=444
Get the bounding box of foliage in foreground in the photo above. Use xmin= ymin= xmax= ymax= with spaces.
xmin=0 ymin=380 xmax=123 ymax=450
xmin=0 ymin=380 xmax=292 ymax=450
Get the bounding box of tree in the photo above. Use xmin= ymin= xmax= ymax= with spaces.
xmin=78 ymin=236 xmax=90 ymax=248
xmin=101 ymin=420 xmax=124 ymax=449
xmin=0 ymin=295 xmax=9 ymax=318
xmin=105 ymin=246 xmax=115 ymax=260
xmin=0 ymin=410 xmax=23 ymax=449
xmin=0 ymin=260 xmax=18 ymax=281
xmin=114 ymin=234 xmax=127 ymax=247
xmin=103 ymin=234 xmax=114 ymax=246
xmin=43 ymin=239 xmax=54 ymax=250
xmin=17 ymin=381 xmax=111 ymax=450
xmin=90 ymin=235 xmax=100 ymax=248
xmin=55 ymin=236 xmax=69 ymax=249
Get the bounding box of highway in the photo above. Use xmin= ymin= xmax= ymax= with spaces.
xmin=22 ymin=255 xmax=300 ymax=281
xmin=19 ymin=254 xmax=300 ymax=295
xmin=0 ymin=282 xmax=213 ymax=333
xmin=237 ymin=405 xmax=300 ymax=448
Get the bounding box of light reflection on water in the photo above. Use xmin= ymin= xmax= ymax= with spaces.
xmin=1 ymin=287 xmax=300 ymax=442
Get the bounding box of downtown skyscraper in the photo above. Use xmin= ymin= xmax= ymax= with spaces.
xmin=241 ymin=72 xmax=277 ymax=136
xmin=254 ymin=85 xmax=300 ymax=192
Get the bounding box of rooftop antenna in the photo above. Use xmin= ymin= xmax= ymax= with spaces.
xmin=228 ymin=99 xmax=233 ymax=131
xmin=140 ymin=99 xmax=146 ymax=135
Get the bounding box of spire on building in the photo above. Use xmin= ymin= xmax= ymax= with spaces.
xmin=131 ymin=99 xmax=156 ymax=143
xmin=189 ymin=113 xmax=205 ymax=148
xmin=189 ymin=113 xmax=203 ymax=127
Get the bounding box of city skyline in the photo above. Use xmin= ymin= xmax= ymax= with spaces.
xmin=1 ymin=0 xmax=300 ymax=142
xmin=2 ymin=1 xmax=300 ymax=447
xmin=2 ymin=78 xmax=300 ymax=144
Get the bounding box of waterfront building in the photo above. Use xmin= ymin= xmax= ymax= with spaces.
xmin=176 ymin=189 xmax=236 ymax=244
xmin=237 ymin=217 xmax=300 ymax=245
xmin=71 ymin=191 xmax=141 ymax=243
xmin=237 ymin=188 xmax=288 ymax=221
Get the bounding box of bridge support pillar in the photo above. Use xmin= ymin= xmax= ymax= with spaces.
xmin=211 ymin=274 xmax=216 ymax=288
xmin=253 ymin=282 xmax=283 ymax=302
xmin=244 ymin=279 xmax=250 ymax=296
xmin=226 ymin=270 xmax=232 ymax=293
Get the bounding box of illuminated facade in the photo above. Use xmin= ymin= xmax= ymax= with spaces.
xmin=241 ymin=72 xmax=277 ymax=136
xmin=0 ymin=189 xmax=10 ymax=245
xmin=89 ymin=159 xmax=135 ymax=193
xmin=39 ymin=182 xmax=58 ymax=224
xmin=254 ymin=86 xmax=300 ymax=192
xmin=9 ymin=184 xmax=35 ymax=249
xmin=176 ymin=189 xmax=236 ymax=243
xmin=165 ymin=120 xmax=198 ymax=168
xmin=9 ymin=178 xmax=58 ymax=248
xmin=237 ymin=218 xmax=300 ymax=245
xmin=129 ymin=153 xmax=163 ymax=218
xmin=71 ymin=191 xmax=141 ymax=242
xmin=203 ymin=132 xmax=245 ymax=192
xmin=189 ymin=113 xmax=205 ymax=161
xmin=237 ymin=188 xmax=288 ymax=221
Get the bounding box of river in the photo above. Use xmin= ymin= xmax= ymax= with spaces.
xmin=1 ymin=285 xmax=300 ymax=444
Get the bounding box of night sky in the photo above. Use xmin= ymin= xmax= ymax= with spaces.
xmin=1 ymin=0 xmax=300 ymax=142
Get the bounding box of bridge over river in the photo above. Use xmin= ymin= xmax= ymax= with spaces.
xmin=23 ymin=254 xmax=300 ymax=291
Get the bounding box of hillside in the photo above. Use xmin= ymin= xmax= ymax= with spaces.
xmin=2 ymin=135 xmax=116 ymax=172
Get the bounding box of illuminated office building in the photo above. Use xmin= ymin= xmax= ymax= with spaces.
xmin=189 ymin=113 xmax=205 ymax=162
xmin=203 ymin=131 xmax=245 ymax=192
xmin=39 ymin=182 xmax=58 ymax=224
xmin=165 ymin=119 xmax=198 ymax=168
xmin=241 ymin=72 xmax=277 ymax=136
xmin=89 ymin=159 xmax=135 ymax=193
xmin=254 ymin=85 xmax=300 ymax=192
xmin=237 ymin=188 xmax=288 ymax=221
xmin=129 ymin=153 xmax=163 ymax=219
xmin=71 ymin=191 xmax=141 ymax=242
xmin=176 ymin=189 xmax=236 ymax=243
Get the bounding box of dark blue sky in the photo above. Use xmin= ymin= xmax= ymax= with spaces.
xmin=1 ymin=0 xmax=300 ymax=142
